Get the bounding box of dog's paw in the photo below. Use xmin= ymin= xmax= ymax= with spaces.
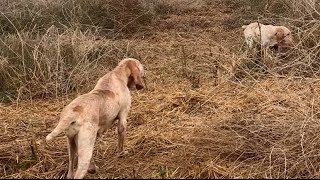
xmin=88 ymin=166 xmax=98 ymax=174
xmin=117 ymin=150 xmax=129 ymax=158
xmin=88 ymin=163 xmax=99 ymax=174
xmin=64 ymin=171 xmax=74 ymax=179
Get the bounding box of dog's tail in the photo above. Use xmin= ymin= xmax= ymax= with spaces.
xmin=242 ymin=25 xmax=248 ymax=29
xmin=46 ymin=118 xmax=76 ymax=142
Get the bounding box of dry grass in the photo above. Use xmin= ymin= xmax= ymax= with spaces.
xmin=0 ymin=0 xmax=204 ymax=101
xmin=1 ymin=0 xmax=320 ymax=179
xmin=0 ymin=27 xmax=130 ymax=101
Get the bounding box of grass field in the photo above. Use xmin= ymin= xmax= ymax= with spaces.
xmin=0 ymin=0 xmax=320 ymax=178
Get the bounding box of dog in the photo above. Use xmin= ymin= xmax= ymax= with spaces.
xmin=46 ymin=58 xmax=145 ymax=179
xmin=242 ymin=22 xmax=293 ymax=52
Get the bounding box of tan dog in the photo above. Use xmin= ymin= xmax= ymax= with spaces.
xmin=242 ymin=22 xmax=293 ymax=52
xmin=46 ymin=58 xmax=145 ymax=179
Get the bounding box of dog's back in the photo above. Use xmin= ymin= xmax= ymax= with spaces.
xmin=242 ymin=22 xmax=264 ymax=49
xmin=46 ymin=73 xmax=126 ymax=142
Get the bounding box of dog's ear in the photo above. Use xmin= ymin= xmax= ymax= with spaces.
xmin=126 ymin=61 xmax=144 ymax=90
xmin=275 ymin=27 xmax=294 ymax=47
xmin=275 ymin=28 xmax=285 ymax=42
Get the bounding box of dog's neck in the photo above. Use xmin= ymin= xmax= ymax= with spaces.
xmin=113 ymin=64 xmax=131 ymax=85
xmin=93 ymin=63 xmax=131 ymax=91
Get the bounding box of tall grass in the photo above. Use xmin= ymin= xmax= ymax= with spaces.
xmin=1 ymin=0 xmax=320 ymax=179
xmin=0 ymin=0 xmax=318 ymax=98
xmin=0 ymin=27 xmax=130 ymax=101
xmin=0 ymin=0 xmax=205 ymax=101
xmin=0 ymin=0 xmax=157 ymax=35
xmin=193 ymin=0 xmax=320 ymax=178
xmin=0 ymin=0 xmax=176 ymax=101
xmin=264 ymin=0 xmax=320 ymax=78
xmin=227 ymin=0 xmax=320 ymax=80
xmin=282 ymin=0 xmax=319 ymax=18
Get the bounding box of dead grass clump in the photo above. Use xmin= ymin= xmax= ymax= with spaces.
xmin=0 ymin=0 xmax=154 ymax=36
xmin=0 ymin=0 xmax=205 ymax=102
xmin=0 ymin=0 xmax=202 ymax=36
xmin=195 ymin=115 xmax=320 ymax=178
xmin=0 ymin=26 xmax=131 ymax=101
xmin=227 ymin=0 xmax=320 ymax=79
xmin=145 ymin=0 xmax=204 ymax=14
xmin=192 ymin=79 xmax=320 ymax=178
xmin=279 ymin=0 xmax=319 ymax=19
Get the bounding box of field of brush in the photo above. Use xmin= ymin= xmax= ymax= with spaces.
xmin=0 ymin=0 xmax=319 ymax=178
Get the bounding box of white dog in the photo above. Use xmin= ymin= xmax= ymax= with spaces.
xmin=46 ymin=58 xmax=145 ymax=179
xmin=242 ymin=22 xmax=293 ymax=51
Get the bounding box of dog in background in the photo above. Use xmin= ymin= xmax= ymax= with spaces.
xmin=242 ymin=22 xmax=293 ymax=53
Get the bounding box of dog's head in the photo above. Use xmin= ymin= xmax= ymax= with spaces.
xmin=119 ymin=58 xmax=145 ymax=91
xmin=275 ymin=26 xmax=294 ymax=47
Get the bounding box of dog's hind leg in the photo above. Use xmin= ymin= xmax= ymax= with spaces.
xmin=66 ymin=137 xmax=77 ymax=179
xmin=73 ymin=124 xmax=97 ymax=179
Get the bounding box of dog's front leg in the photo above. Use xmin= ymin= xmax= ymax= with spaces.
xmin=117 ymin=113 xmax=128 ymax=157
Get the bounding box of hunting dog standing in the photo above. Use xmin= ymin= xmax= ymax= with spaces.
xmin=242 ymin=22 xmax=293 ymax=52
xmin=46 ymin=58 xmax=145 ymax=179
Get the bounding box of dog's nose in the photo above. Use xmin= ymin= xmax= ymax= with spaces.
xmin=136 ymin=84 xmax=144 ymax=90
xmin=271 ymin=44 xmax=279 ymax=50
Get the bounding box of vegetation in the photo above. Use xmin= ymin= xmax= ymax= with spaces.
xmin=0 ymin=0 xmax=319 ymax=178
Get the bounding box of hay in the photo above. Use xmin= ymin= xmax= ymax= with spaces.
xmin=1 ymin=0 xmax=320 ymax=178
xmin=3 ymin=78 xmax=320 ymax=178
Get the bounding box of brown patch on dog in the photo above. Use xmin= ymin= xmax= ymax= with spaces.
xmin=92 ymin=89 xmax=115 ymax=98
xmin=275 ymin=27 xmax=285 ymax=42
xmin=275 ymin=27 xmax=294 ymax=49
xmin=92 ymin=115 xmax=99 ymax=124
xmin=73 ymin=106 xmax=83 ymax=113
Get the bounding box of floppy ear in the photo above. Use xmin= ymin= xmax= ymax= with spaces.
xmin=126 ymin=61 xmax=144 ymax=90
xmin=275 ymin=28 xmax=285 ymax=42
